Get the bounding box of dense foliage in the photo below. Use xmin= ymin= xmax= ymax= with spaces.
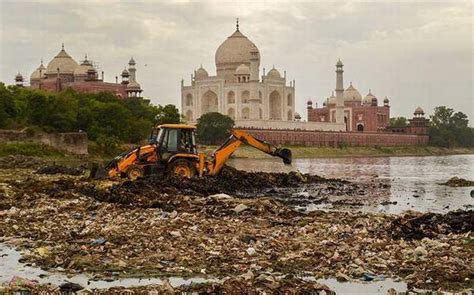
xmin=196 ymin=112 xmax=234 ymax=144
xmin=389 ymin=116 xmax=408 ymax=128
xmin=429 ymin=106 xmax=473 ymax=148
xmin=0 ymin=83 xmax=180 ymax=145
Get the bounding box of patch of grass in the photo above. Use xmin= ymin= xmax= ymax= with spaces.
xmin=0 ymin=142 xmax=67 ymax=158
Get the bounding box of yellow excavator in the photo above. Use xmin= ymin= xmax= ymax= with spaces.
xmin=91 ymin=124 xmax=291 ymax=180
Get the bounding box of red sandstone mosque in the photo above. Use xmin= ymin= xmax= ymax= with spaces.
xmin=14 ymin=44 xmax=143 ymax=98
xmin=306 ymin=59 xmax=390 ymax=133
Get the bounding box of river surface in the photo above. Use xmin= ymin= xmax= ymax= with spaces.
xmin=228 ymin=154 xmax=474 ymax=214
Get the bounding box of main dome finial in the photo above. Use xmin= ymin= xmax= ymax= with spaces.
xmin=236 ymin=18 xmax=239 ymax=31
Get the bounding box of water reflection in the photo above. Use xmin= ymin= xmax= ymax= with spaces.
xmin=228 ymin=155 xmax=474 ymax=214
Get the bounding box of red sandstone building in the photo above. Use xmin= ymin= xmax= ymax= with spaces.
xmin=15 ymin=44 xmax=143 ymax=98
xmin=307 ymin=60 xmax=390 ymax=132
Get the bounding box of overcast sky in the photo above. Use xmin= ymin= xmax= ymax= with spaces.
xmin=1 ymin=0 xmax=472 ymax=122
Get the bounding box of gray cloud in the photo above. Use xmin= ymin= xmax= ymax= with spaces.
xmin=1 ymin=0 xmax=472 ymax=122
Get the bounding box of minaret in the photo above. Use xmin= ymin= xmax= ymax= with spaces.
xmin=15 ymin=72 xmax=24 ymax=87
xmin=128 ymin=57 xmax=136 ymax=83
xmin=335 ymin=59 xmax=344 ymax=124
xmin=249 ymin=49 xmax=260 ymax=120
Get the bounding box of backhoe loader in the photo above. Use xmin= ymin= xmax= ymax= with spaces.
xmin=90 ymin=124 xmax=291 ymax=180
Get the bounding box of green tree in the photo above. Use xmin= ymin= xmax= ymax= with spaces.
xmin=429 ymin=106 xmax=473 ymax=148
xmin=196 ymin=112 xmax=234 ymax=144
xmin=154 ymin=104 xmax=181 ymax=125
xmin=389 ymin=116 xmax=408 ymax=128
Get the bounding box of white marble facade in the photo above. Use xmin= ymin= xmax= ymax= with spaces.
xmin=181 ymin=22 xmax=296 ymax=124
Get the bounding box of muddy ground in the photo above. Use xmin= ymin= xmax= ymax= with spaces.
xmin=0 ymin=157 xmax=473 ymax=293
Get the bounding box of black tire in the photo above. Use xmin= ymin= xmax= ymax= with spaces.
xmin=126 ymin=165 xmax=145 ymax=180
xmin=167 ymin=159 xmax=196 ymax=178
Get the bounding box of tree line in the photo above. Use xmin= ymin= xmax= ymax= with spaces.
xmin=0 ymin=83 xmax=180 ymax=153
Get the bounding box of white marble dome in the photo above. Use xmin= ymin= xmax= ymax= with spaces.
xmin=343 ymin=82 xmax=362 ymax=102
xmin=30 ymin=62 xmax=47 ymax=80
xmin=267 ymin=68 xmax=281 ymax=79
xmin=195 ymin=66 xmax=209 ymax=79
xmin=46 ymin=46 xmax=79 ymax=75
xmin=215 ymin=30 xmax=259 ymax=69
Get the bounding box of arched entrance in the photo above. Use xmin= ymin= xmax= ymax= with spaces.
xmin=357 ymin=124 xmax=364 ymax=132
xmin=269 ymin=91 xmax=282 ymax=120
xmin=227 ymin=108 xmax=235 ymax=119
xmin=201 ymin=90 xmax=218 ymax=114
xmin=185 ymin=93 xmax=193 ymax=106
xmin=185 ymin=110 xmax=193 ymax=122
xmin=242 ymin=107 xmax=250 ymax=119
xmin=227 ymin=91 xmax=235 ymax=104
xmin=287 ymin=110 xmax=292 ymax=121
xmin=241 ymin=90 xmax=250 ymax=104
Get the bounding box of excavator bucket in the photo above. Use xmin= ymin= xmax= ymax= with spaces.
xmin=89 ymin=162 xmax=108 ymax=180
xmin=274 ymin=148 xmax=292 ymax=165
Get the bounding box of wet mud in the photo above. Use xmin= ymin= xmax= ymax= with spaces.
xmin=390 ymin=210 xmax=474 ymax=240
xmin=441 ymin=177 xmax=474 ymax=187
xmin=0 ymin=157 xmax=473 ymax=293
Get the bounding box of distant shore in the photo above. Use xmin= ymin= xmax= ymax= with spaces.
xmin=1 ymin=142 xmax=473 ymax=160
xmin=201 ymin=145 xmax=474 ymax=159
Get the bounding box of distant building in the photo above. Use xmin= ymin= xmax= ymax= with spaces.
xmin=181 ymin=20 xmax=296 ymax=123
xmin=388 ymin=107 xmax=430 ymax=135
xmin=16 ymin=44 xmax=143 ymax=98
xmin=307 ymin=60 xmax=390 ymax=132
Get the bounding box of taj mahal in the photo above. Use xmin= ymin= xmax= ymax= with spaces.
xmin=180 ymin=21 xmax=326 ymax=130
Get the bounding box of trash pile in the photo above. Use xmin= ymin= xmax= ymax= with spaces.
xmin=0 ymin=155 xmax=46 ymax=169
xmin=35 ymin=163 xmax=85 ymax=176
xmin=0 ymin=162 xmax=472 ymax=292
xmin=390 ymin=210 xmax=474 ymax=240
xmin=441 ymin=177 xmax=474 ymax=187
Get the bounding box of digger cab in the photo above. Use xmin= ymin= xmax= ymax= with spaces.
xmin=150 ymin=124 xmax=200 ymax=177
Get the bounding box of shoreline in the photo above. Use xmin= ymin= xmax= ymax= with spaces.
xmin=211 ymin=145 xmax=474 ymax=160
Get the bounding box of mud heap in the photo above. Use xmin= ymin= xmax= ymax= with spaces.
xmin=441 ymin=177 xmax=474 ymax=187
xmin=82 ymin=166 xmax=348 ymax=208
xmin=0 ymin=155 xmax=45 ymax=169
xmin=35 ymin=164 xmax=85 ymax=176
xmin=390 ymin=210 xmax=474 ymax=240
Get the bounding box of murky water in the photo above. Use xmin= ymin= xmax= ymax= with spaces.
xmin=229 ymin=155 xmax=474 ymax=214
xmin=0 ymin=243 xmax=407 ymax=294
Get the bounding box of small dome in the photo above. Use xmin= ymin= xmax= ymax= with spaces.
xmin=414 ymin=106 xmax=424 ymax=115
xmin=306 ymin=99 xmax=313 ymax=105
xmin=383 ymin=96 xmax=389 ymax=103
xmin=129 ymin=57 xmax=136 ymax=66
xmin=267 ymin=67 xmax=281 ymax=78
xmin=235 ymin=64 xmax=250 ymax=75
xmin=127 ymin=80 xmax=141 ymax=90
xmin=30 ymin=62 xmax=47 ymax=80
xmin=15 ymin=72 xmax=23 ymax=81
xmin=344 ymin=82 xmax=362 ymax=102
xmin=336 ymin=59 xmax=344 ymax=67
xmin=46 ymin=45 xmax=79 ymax=75
xmin=363 ymin=89 xmax=376 ymax=104
xmin=294 ymin=113 xmax=301 ymax=120
xmin=74 ymin=56 xmax=94 ymax=76
xmin=327 ymin=91 xmax=337 ymax=104
xmin=121 ymin=68 xmax=129 ymax=77
xmin=195 ymin=66 xmax=209 ymax=79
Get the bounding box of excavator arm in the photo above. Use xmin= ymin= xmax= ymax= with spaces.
xmin=205 ymin=129 xmax=292 ymax=176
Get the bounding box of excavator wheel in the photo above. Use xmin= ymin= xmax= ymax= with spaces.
xmin=168 ymin=159 xmax=196 ymax=178
xmin=126 ymin=165 xmax=145 ymax=180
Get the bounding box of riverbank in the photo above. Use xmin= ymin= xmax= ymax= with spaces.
xmin=1 ymin=142 xmax=473 ymax=161
xmin=0 ymin=164 xmax=472 ymax=293
xmin=208 ymin=145 xmax=474 ymax=159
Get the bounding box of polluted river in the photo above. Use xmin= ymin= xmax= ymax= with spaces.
xmin=0 ymin=154 xmax=472 ymax=294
